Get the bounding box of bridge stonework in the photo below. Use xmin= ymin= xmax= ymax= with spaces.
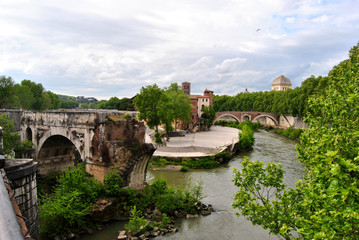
xmin=1 ymin=110 xmax=155 ymax=189
xmin=215 ymin=111 xmax=280 ymax=126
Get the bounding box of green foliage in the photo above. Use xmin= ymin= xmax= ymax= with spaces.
xmin=165 ymin=83 xmax=192 ymax=130
xmin=135 ymin=84 xmax=164 ymax=132
xmin=273 ymin=127 xmax=302 ymax=140
xmin=214 ymin=151 xmax=231 ymax=163
xmin=232 ymin=158 xmax=298 ymax=240
xmin=232 ymin=43 xmax=359 ymax=239
xmin=180 ymin=166 xmax=189 ymax=172
xmin=125 ymin=206 xmax=148 ymax=234
xmin=135 ymin=83 xmax=192 ymax=140
xmin=0 ymin=114 xmax=21 ymax=157
xmin=238 ymin=124 xmax=255 ymax=151
xmin=103 ymin=169 xmax=124 ymax=197
xmin=181 ymin=156 xmax=219 ymax=169
xmin=201 ymin=105 xmax=216 ymax=129
xmin=0 ymin=75 xmax=17 ymax=108
xmin=40 ymin=165 xmax=102 ymax=238
xmin=213 ymin=74 xmax=331 ymax=117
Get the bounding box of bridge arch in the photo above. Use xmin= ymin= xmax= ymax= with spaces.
xmin=242 ymin=114 xmax=250 ymax=122
xmin=214 ymin=114 xmax=240 ymax=123
xmin=37 ymin=134 xmax=82 ymax=175
xmin=252 ymin=115 xmax=278 ymax=126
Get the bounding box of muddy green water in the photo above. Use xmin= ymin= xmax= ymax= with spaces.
xmin=80 ymin=130 xmax=303 ymax=240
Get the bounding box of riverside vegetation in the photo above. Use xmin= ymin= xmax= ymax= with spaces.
xmin=39 ymin=164 xmax=208 ymax=239
xmin=232 ymin=43 xmax=359 ymax=239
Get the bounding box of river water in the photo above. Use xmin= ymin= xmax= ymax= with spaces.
xmin=80 ymin=130 xmax=303 ymax=240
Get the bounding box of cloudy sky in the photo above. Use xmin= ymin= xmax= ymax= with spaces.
xmin=1 ymin=0 xmax=358 ymax=100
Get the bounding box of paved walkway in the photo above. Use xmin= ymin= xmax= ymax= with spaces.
xmin=150 ymin=126 xmax=239 ymax=158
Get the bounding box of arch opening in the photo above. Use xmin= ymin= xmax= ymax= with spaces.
xmin=26 ymin=127 xmax=32 ymax=142
xmin=214 ymin=114 xmax=240 ymax=123
xmin=253 ymin=115 xmax=278 ymax=126
xmin=242 ymin=115 xmax=250 ymax=121
xmin=37 ymin=135 xmax=82 ymax=175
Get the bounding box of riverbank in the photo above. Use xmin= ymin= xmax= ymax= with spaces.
xmin=152 ymin=126 xmax=239 ymax=158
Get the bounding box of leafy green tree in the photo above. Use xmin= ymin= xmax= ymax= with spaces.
xmin=60 ymin=99 xmax=79 ymax=109
xmin=165 ymin=83 xmax=192 ymax=130
xmin=201 ymin=105 xmax=216 ymax=129
xmin=0 ymin=114 xmax=21 ymax=157
xmin=135 ymin=84 xmax=164 ymax=133
xmin=0 ymin=75 xmax=17 ymax=108
xmin=232 ymin=43 xmax=359 ymax=239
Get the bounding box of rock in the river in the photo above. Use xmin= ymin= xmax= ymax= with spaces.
xmin=186 ymin=214 xmax=199 ymax=219
xmin=117 ymin=230 xmax=127 ymax=240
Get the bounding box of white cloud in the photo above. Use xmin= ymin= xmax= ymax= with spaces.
xmin=0 ymin=0 xmax=358 ymax=99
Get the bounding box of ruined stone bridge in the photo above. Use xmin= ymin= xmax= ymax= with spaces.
xmin=1 ymin=109 xmax=155 ymax=189
xmin=215 ymin=111 xmax=280 ymax=126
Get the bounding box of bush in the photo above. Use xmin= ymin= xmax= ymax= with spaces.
xmin=103 ymin=169 xmax=123 ymax=197
xmin=238 ymin=124 xmax=255 ymax=151
xmin=125 ymin=206 xmax=147 ymax=234
xmin=40 ymin=164 xmax=102 ymax=238
xmin=180 ymin=166 xmax=189 ymax=172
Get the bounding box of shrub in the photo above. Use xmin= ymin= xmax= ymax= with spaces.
xmin=238 ymin=124 xmax=255 ymax=151
xmin=125 ymin=206 xmax=147 ymax=234
xmin=40 ymin=164 xmax=102 ymax=238
xmin=180 ymin=166 xmax=188 ymax=172
xmin=103 ymin=169 xmax=123 ymax=197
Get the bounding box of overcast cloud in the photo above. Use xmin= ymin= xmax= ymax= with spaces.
xmin=1 ymin=0 xmax=358 ymax=99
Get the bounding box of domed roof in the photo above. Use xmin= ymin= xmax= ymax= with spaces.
xmin=272 ymin=75 xmax=292 ymax=85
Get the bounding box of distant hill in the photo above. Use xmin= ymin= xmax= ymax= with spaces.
xmin=57 ymin=94 xmax=98 ymax=104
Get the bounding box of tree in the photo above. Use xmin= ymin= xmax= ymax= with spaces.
xmin=0 ymin=114 xmax=21 ymax=157
xmin=0 ymin=75 xmax=17 ymax=108
xmin=201 ymin=105 xmax=216 ymax=129
xmin=232 ymin=43 xmax=359 ymax=239
xmin=165 ymin=83 xmax=192 ymax=130
xmin=134 ymin=84 xmax=164 ymax=133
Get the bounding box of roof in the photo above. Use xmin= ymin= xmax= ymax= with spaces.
xmin=272 ymin=75 xmax=292 ymax=86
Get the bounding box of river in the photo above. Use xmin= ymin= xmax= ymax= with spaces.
xmin=80 ymin=130 xmax=303 ymax=240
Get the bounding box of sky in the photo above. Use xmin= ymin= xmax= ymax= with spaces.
xmin=1 ymin=0 xmax=358 ymax=100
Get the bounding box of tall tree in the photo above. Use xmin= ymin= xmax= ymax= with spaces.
xmin=0 ymin=75 xmax=17 ymax=108
xmin=232 ymin=43 xmax=359 ymax=239
xmin=165 ymin=83 xmax=192 ymax=130
xmin=134 ymin=84 xmax=164 ymax=133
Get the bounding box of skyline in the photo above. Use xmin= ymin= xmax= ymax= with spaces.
xmin=1 ymin=0 xmax=358 ymax=100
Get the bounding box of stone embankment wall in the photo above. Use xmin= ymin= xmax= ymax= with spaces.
xmin=279 ymin=115 xmax=308 ymax=129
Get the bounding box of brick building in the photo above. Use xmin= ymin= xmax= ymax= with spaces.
xmin=181 ymin=82 xmax=214 ymax=131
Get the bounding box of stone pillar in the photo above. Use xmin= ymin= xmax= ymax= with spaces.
xmin=4 ymin=159 xmax=39 ymax=239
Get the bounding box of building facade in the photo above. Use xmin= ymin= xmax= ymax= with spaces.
xmin=181 ymin=82 xmax=213 ymax=131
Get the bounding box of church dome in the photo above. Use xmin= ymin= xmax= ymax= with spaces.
xmin=272 ymin=75 xmax=292 ymax=91
xmin=272 ymin=75 xmax=291 ymax=85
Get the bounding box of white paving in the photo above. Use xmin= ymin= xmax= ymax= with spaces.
xmin=150 ymin=126 xmax=239 ymax=158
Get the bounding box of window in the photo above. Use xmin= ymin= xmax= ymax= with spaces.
xmin=206 ymin=99 xmax=208 ymax=102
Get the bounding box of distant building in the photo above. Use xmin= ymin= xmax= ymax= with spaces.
xmin=272 ymin=75 xmax=292 ymax=91
xmin=181 ymin=82 xmax=214 ymax=131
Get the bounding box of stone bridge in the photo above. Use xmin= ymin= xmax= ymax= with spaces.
xmin=215 ymin=111 xmax=280 ymax=126
xmin=0 ymin=109 xmax=155 ymax=189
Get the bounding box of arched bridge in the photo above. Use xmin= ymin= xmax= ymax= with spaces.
xmin=215 ymin=111 xmax=280 ymax=126
xmin=1 ymin=109 xmax=155 ymax=189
